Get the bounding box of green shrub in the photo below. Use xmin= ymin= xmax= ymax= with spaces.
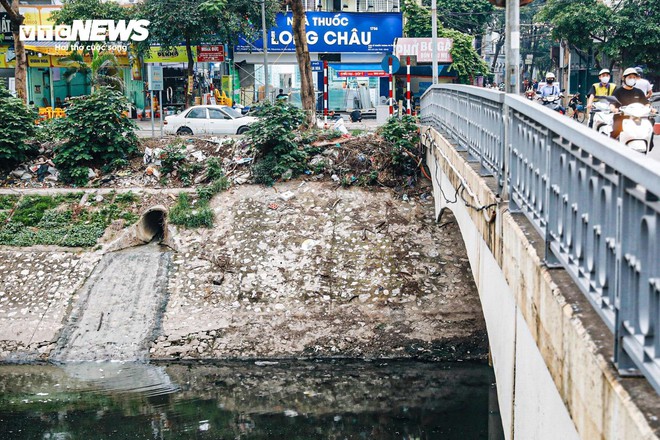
xmin=169 ymin=193 xmax=214 ymax=228
xmin=160 ymin=141 xmax=186 ymax=175
xmin=53 ymin=87 xmax=138 ymax=185
xmin=0 ymin=86 xmax=37 ymax=168
xmin=12 ymin=196 xmax=60 ymax=226
xmin=0 ymin=195 xmax=18 ymax=210
xmin=247 ymin=102 xmax=308 ymax=183
xmin=379 ymin=115 xmax=420 ymax=176
xmin=31 ymin=118 xmax=65 ymax=144
xmin=205 ymin=157 xmax=224 ymax=182
xmin=252 ymin=154 xmax=278 ymax=186
xmin=197 ymin=177 xmax=229 ymax=202
xmin=114 ymin=191 xmax=138 ymax=205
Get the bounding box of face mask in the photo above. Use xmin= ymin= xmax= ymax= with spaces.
xmin=547 ymin=79 xmax=554 ymax=84
xmin=625 ymin=78 xmax=637 ymax=87
xmin=600 ymin=76 xmax=610 ymax=84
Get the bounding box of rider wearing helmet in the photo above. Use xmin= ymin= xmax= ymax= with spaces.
xmin=586 ymin=68 xmax=615 ymax=127
xmin=537 ymin=72 xmax=565 ymax=113
xmin=538 ymin=73 xmax=560 ymax=97
xmin=610 ymin=67 xmax=652 ymax=140
xmin=633 ymin=66 xmax=653 ymax=99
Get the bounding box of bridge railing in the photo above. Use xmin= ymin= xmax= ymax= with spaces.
xmin=421 ymin=84 xmax=660 ymax=395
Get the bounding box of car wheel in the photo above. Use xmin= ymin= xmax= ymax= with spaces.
xmin=177 ymin=127 xmax=193 ymax=135
xmin=237 ymin=126 xmax=249 ymax=135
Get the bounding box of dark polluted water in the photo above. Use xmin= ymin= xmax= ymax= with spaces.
xmin=0 ymin=359 xmax=503 ymax=439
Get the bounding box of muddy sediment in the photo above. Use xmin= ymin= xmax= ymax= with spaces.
xmin=0 ymin=181 xmax=487 ymax=362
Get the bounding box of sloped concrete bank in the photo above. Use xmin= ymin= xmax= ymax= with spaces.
xmin=0 ymin=181 xmax=487 ymax=362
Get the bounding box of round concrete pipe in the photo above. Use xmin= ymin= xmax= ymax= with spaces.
xmin=136 ymin=205 xmax=168 ymax=243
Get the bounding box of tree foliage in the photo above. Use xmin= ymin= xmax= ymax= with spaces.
xmin=61 ymin=51 xmax=124 ymax=92
xmin=538 ymin=0 xmax=660 ymax=70
xmin=421 ymin=0 xmax=494 ymax=35
xmin=51 ymin=0 xmax=129 ymax=25
xmin=0 ymin=85 xmax=36 ymax=168
xmin=53 ymin=87 xmax=138 ymax=185
xmin=403 ymin=0 xmax=490 ymax=83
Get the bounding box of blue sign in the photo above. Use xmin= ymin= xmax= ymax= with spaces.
xmin=381 ymin=55 xmax=400 ymax=74
xmin=311 ymin=60 xmax=323 ymax=72
xmin=235 ymin=12 xmax=403 ymax=54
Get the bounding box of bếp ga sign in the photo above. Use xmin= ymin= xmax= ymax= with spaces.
xmin=236 ymin=12 xmax=402 ymax=54
xmin=394 ymin=38 xmax=453 ymax=63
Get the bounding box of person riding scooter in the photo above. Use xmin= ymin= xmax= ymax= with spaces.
xmin=610 ymin=68 xmax=652 ymax=138
xmin=537 ymin=73 xmax=565 ymax=114
xmin=586 ymin=68 xmax=615 ymax=128
xmin=609 ymin=67 xmax=657 ymax=152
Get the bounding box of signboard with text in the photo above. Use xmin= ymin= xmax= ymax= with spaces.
xmin=197 ymin=45 xmax=224 ymax=62
xmin=144 ymin=46 xmax=191 ymax=63
xmin=1 ymin=12 xmax=12 ymax=41
xmin=394 ymin=38 xmax=453 ymax=63
xmin=235 ymin=12 xmax=402 ymax=54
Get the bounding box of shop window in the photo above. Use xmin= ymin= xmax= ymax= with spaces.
xmin=187 ymin=108 xmax=207 ymax=119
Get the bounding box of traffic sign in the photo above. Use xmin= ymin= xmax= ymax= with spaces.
xmin=380 ymin=54 xmax=400 ymax=74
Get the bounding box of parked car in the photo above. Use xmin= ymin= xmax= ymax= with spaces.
xmin=163 ymin=105 xmax=257 ymax=135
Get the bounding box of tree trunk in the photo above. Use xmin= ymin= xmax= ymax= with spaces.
xmin=291 ymin=0 xmax=315 ymax=128
xmin=185 ymin=35 xmax=194 ymax=108
xmin=491 ymin=33 xmax=505 ymax=72
xmin=1 ymin=0 xmax=27 ymax=102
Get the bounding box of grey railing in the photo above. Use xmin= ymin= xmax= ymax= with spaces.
xmin=421 ymin=84 xmax=660 ymax=395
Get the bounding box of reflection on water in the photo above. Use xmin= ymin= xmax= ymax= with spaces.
xmin=0 ymin=360 xmax=503 ymax=439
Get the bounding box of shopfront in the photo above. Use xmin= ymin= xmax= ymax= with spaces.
xmin=234 ymin=11 xmax=403 ymax=112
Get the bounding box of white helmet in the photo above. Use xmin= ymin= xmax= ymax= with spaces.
xmin=545 ymin=72 xmax=556 ymax=80
xmin=622 ymin=67 xmax=639 ymax=77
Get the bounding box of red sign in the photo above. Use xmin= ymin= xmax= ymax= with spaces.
xmin=197 ymin=45 xmax=225 ymax=62
xmin=337 ymin=71 xmax=389 ymax=77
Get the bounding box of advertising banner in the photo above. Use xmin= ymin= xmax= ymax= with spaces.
xmin=1 ymin=12 xmax=12 ymax=42
xmin=394 ymin=38 xmax=453 ymax=63
xmin=197 ymin=45 xmax=224 ymax=62
xmin=235 ymin=12 xmax=402 ymax=54
xmin=144 ymin=46 xmax=191 ymax=63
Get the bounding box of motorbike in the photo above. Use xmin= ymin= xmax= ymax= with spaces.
xmin=591 ymin=100 xmax=614 ymax=136
xmin=525 ymin=88 xmax=536 ymax=100
xmin=597 ymin=95 xmax=658 ymax=154
xmin=538 ymin=93 xmax=565 ymax=114
xmin=618 ymin=103 xmax=655 ymax=153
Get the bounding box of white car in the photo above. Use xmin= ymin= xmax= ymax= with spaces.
xmin=163 ymin=105 xmax=257 ymax=135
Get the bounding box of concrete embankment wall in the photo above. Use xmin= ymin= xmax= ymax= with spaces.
xmin=423 ymin=126 xmax=660 ymax=440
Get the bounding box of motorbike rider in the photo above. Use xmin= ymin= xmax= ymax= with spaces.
xmin=538 ymin=72 xmax=565 ymax=113
xmin=586 ymin=68 xmax=615 ymax=128
xmin=610 ymin=67 xmax=654 ymax=141
xmin=633 ymin=66 xmax=653 ymax=99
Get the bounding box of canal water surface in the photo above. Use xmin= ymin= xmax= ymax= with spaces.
xmin=0 ymin=359 xmax=502 ymax=439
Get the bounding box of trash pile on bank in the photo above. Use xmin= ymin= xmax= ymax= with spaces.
xmin=2 ymin=131 xmax=429 ymax=198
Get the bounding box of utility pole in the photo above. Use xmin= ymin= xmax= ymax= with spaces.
xmin=261 ymin=0 xmax=269 ymax=103
xmin=505 ymin=0 xmax=520 ymax=94
xmin=431 ymin=0 xmax=438 ymax=84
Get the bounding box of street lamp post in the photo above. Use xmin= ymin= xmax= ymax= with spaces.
xmin=505 ymin=0 xmax=520 ymax=93
xmin=431 ymin=0 xmax=438 ymax=84
xmin=261 ymin=0 xmax=269 ymax=103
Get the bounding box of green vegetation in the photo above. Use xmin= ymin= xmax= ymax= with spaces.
xmin=52 ymin=87 xmax=138 ymax=186
xmin=402 ymin=0 xmax=490 ymax=83
xmin=0 ymin=86 xmax=36 ymax=168
xmin=379 ymin=115 xmax=421 ymax=176
xmin=169 ymin=193 xmax=214 ymax=229
xmin=0 ymin=192 xmax=139 ymax=247
xmin=247 ymin=102 xmax=308 ymax=185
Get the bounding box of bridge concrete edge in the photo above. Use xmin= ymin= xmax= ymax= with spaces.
xmin=421 ymin=125 xmax=659 ymax=440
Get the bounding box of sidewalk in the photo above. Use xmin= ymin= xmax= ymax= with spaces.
xmin=133 ymin=113 xmax=383 ymax=139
